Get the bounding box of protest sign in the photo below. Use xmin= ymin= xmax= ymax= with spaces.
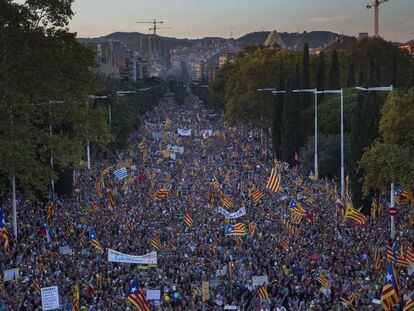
xmin=41 ymin=286 xmax=59 ymax=310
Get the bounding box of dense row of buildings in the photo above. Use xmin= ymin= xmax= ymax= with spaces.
xmin=81 ymin=40 xmax=150 ymax=83
xmin=79 ymin=32 xmax=414 ymax=84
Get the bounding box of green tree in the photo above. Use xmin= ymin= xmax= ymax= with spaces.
xmin=360 ymin=90 xmax=414 ymax=193
xmin=300 ymin=134 xmax=350 ymax=178
xmin=210 ymin=62 xmax=235 ymax=107
xmin=0 ymin=0 xmax=111 ymax=199
xmin=391 ymin=49 xmax=398 ymax=87
xmin=281 ymin=65 xmax=302 ymax=165
xmin=272 ymin=60 xmax=285 ymax=158
xmin=302 ymin=42 xmax=310 ymax=89
xmin=410 ymin=64 xmax=414 ymax=88
xmin=316 ymin=52 xmax=325 ymax=91
xmin=358 ymin=64 xmax=366 ymax=87
xmin=347 ymin=37 xmax=410 ymax=87
xmin=347 ymin=59 xmax=355 ymax=87
xmin=328 ymin=50 xmax=340 ymax=89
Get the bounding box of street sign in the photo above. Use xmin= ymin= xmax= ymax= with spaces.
xmin=388 ymin=208 xmax=397 ymax=216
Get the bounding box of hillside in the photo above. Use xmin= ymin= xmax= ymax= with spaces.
xmin=77 ymin=30 xmax=347 ymax=54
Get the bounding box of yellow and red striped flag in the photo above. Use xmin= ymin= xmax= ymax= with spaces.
xmin=266 ymin=168 xmax=281 ymax=193
xmin=46 ymin=202 xmax=54 ymax=220
xmin=258 ymin=284 xmax=269 ymax=300
xmin=184 ymin=212 xmax=193 ymax=228
xmin=316 ymin=274 xmax=330 ymax=289
xmin=73 ymin=282 xmax=80 ymax=311
xmin=150 ymin=236 xmax=162 ymax=251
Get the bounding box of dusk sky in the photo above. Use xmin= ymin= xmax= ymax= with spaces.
xmin=20 ymin=0 xmax=414 ymax=42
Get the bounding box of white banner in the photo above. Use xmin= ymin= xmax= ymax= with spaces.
xmin=167 ymin=145 xmax=185 ymax=155
xmin=146 ymin=289 xmax=161 ymax=300
xmin=41 ymin=286 xmax=60 ymax=311
xmin=202 ymin=130 xmax=214 ymax=139
xmin=3 ymin=268 xmax=19 ymax=282
xmin=252 ymin=275 xmax=269 ymax=287
xmin=107 ymin=249 xmax=157 ymax=264
xmin=177 ymin=129 xmax=192 ymax=137
xmin=218 ymin=206 xmax=246 ymax=219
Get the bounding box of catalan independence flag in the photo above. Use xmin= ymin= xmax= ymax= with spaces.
xmin=152 ymin=187 xmax=169 ymax=201
xmin=150 ymin=236 xmax=162 ymax=251
xmin=210 ymin=176 xmax=221 ymax=191
xmin=46 ymin=201 xmax=54 ymax=220
xmin=316 ymin=274 xmax=330 ymax=289
xmin=406 ymin=246 xmax=414 ymax=266
xmin=184 ymin=212 xmax=193 ymax=228
xmin=258 ymin=284 xmax=269 ymax=300
xmin=249 ymin=183 xmax=265 ymax=202
xmin=344 ymin=202 xmax=367 ymax=225
xmin=109 ymin=189 xmax=115 ymax=209
xmin=127 ymin=281 xmax=150 ymax=311
xmin=293 ymin=176 xmax=303 ymax=186
xmin=374 ymin=247 xmax=382 ymax=271
xmin=89 ymin=200 xmax=97 ymax=213
xmin=248 ymin=222 xmax=257 ymax=237
xmin=225 ymin=223 xmax=247 ymax=236
xmin=89 ymin=228 xmax=104 ymax=252
xmin=127 ymin=220 xmax=135 ymax=234
xmin=0 ymin=210 xmax=10 ymax=253
xmin=221 ymin=194 xmax=234 ymax=209
xmin=73 ymin=282 xmax=80 ymax=311
xmin=386 ymin=243 xmax=409 ymax=267
xmin=404 ymin=293 xmax=414 ymax=311
xmin=381 ymin=262 xmax=399 ymax=311
xmin=33 ymin=279 xmax=41 ymax=295
xmin=266 ymin=168 xmax=281 ymax=193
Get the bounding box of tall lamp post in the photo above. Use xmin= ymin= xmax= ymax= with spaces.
xmin=355 ymin=85 xmax=393 ymax=238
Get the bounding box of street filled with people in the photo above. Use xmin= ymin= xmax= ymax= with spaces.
xmin=1 ymin=94 xmax=414 ymax=310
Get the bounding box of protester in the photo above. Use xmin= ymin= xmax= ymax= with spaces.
xmin=0 ymin=94 xmax=413 ymax=310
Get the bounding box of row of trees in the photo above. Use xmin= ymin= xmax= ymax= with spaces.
xmin=209 ymin=37 xmax=414 ymax=207
xmin=0 ymin=0 xmax=165 ymax=200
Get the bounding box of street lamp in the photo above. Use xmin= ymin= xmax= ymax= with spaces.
xmin=315 ymin=89 xmax=345 ymax=199
xmin=293 ymin=89 xmax=319 ymax=178
xmin=355 ymin=84 xmax=394 ymax=239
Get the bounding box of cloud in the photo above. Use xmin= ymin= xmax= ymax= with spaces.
xmin=309 ymin=15 xmax=351 ymax=23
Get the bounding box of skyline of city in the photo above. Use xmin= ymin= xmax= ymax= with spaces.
xmin=66 ymin=0 xmax=414 ymax=42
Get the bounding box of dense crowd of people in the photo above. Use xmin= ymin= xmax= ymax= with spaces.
xmin=1 ymin=94 xmax=413 ymax=310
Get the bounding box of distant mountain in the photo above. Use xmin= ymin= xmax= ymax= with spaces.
xmin=77 ymin=30 xmax=348 ymax=55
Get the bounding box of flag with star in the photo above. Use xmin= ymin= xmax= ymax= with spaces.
xmin=127 ymin=281 xmax=150 ymax=311
xmin=381 ymin=262 xmax=399 ymax=311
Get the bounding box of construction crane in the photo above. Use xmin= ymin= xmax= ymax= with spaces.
xmin=136 ymin=19 xmax=171 ymax=36
xmin=366 ymin=0 xmax=390 ymax=37
xmin=135 ymin=18 xmax=172 ymax=63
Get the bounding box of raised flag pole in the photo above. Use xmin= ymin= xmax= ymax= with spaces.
xmin=390 ymin=183 xmax=395 ymax=241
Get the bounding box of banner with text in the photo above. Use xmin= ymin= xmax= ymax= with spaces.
xmin=218 ymin=206 xmax=246 ymax=219
xmin=107 ymin=249 xmax=157 ymax=265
